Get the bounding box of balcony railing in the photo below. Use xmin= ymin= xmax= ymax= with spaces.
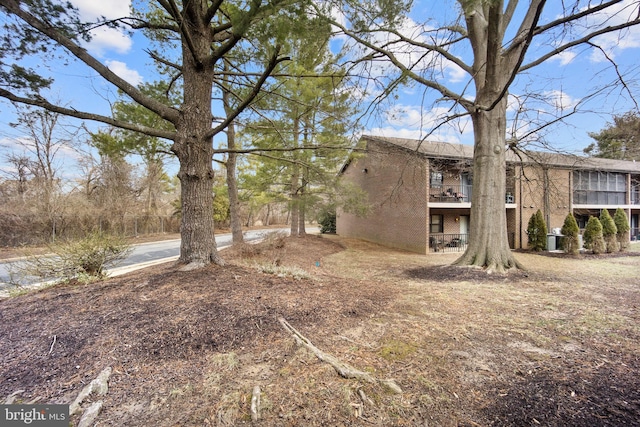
xmin=430 ymin=185 xmax=470 ymax=202
xmin=429 ymin=185 xmax=515 ymax=204
xmin=430 ymin=232 xmax=516 ymax=252
xmin=430 ymin=233 xmax=469 ymax=252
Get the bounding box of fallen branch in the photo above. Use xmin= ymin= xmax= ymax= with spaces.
xmin=250 ymin=385 xmax=261 ymax=422
xmin=278 ymin=317 xmax=402 ymax=394
xmin=48 ymin=335 xmax=57 ymax=355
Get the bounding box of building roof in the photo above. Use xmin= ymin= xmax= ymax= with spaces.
xmin=361 ymin=135 xmax=640 ymax=174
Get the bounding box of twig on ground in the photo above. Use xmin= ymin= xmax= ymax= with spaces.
xmin=278 ymin=317 xmax=402 ymax=394
xmin=49 ymin=335 xmax=57 ymax=355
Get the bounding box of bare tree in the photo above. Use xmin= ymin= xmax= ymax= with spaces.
xmin=3 ymin=108 xmax=79 ymax=241
xmin=320 ymin=0 xmax=640 ymax=272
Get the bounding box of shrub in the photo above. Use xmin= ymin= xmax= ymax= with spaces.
xmin=583 ymin=216 xmax=606 ymax=255
xmin=560 ymin=213 xmax=580 ymax=255
xmin=614 ymin=207 xmax=630 ymax=251
xmin=317 ymin=209 xmax=336 ymax=234
xmin=599 ymin=209 xmax=618 ymax=253
xmin=527 ymin=209 xmax=547 ymax=251
xmin=16 ymin=232 xmax=131 ymax=283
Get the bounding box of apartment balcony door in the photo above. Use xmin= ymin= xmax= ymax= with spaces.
xmin=461 ymin=173 xmax=472 ymax=200
xmin=460 ymin=215 xmax=469 ymax=235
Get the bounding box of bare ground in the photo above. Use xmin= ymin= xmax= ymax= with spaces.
xmin=1 ymin=234 xmax=639 ymax=426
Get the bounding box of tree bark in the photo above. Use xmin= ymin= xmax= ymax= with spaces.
xmin=454 ymin=97 xmax=523 ymax=272
xmin=297 ymin=165 xmax=307 ymax=236
xmin=290 ymin=162 xmax=300 ymax=236
xmin=172 ymin=10 xmax=223 ymax=268
xmin=226 ymin=122 xmax=244 ymax=244
xmin=290 ymin=114 xmax=301 ymax=236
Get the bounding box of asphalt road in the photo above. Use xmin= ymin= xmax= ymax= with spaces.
xmin=0 ymin=228 xmax=288 ymax=293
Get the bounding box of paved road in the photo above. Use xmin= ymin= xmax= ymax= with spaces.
xmin=0 ymin=228 xmax=287 ymax=293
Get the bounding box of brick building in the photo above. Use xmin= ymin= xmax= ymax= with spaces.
xmin=337 ymin=135 xmax=640 ymax=253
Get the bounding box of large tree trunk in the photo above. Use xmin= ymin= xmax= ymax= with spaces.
xmin=454 ymin=98 xmax=522 ymax=272
xmin=172 ymin=13 xmax=222 ymax=268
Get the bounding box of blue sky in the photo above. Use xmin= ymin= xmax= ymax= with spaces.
xmin=1 ymin=0 xmax=640 ymax=179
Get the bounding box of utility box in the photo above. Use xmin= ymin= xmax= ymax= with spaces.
xmin=547 ymin=234 xmax=563 ymax=251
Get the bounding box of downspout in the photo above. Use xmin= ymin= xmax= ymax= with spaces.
xmin=543 ymin=167 xmax=550 ymax=229
xmin=519 ymin=165 xmax=523 ymax=249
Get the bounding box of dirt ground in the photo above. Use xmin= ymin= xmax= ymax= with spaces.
xmin=1 ymin=233 xmax=639 ymax=426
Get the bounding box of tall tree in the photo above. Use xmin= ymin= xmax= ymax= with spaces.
xmin=244 ymin=13 xmax=355 ymax=236
xmin=321 ymin=0 xmax=640 ymax=272
xmin=0 ymin=0 xmax=299 ymax=268
xmin=91 ymin=82 xmax=176 ymax=218
xmin=584 ymin=111 xmax=640 ymax=160
xmin=6 ymin=107 xmax=79 ymax=240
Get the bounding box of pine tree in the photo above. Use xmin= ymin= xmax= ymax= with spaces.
xmin=613 ymin=208 xmax=631 ymax=252
xmin=584 ymin=216 xmax=606 ymax=255
xmin=527 ymin=209 xmax=546 ymax=251
xmin=599 ymin=209 xmax=618 ymax=253
xmin=560 ymin=213 xmax=580 ymax=255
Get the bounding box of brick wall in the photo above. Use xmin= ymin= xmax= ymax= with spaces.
xmin=337 ymin=140 xmax=428 ymax=253
xmin=518 ymin=165 xmax=572 ymax=249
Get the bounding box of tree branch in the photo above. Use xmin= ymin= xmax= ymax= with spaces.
xmin=208 ymin=48 xmax=289 ymax=138
xmin=483 ymin=0 xmax=546 ymax=112
xmin=162 ymin=0 xmax=203 ymax=68
xmin=1 ymin=0 xmax=180 ymax=124
xmin=520 ymin=17 xmax=640 ymax=72
xmin=319 ymin=7 xmax=471 ymax=110
xmin=0 ymin=88 xmax=177 ymax=140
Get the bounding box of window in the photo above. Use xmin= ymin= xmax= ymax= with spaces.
xmin=573 ymin=170 xmax=626 ymax=204
xmin=430 ymin=171 xmax=443 ymax=188
xmin=430 ymin=214 xmax=443 ymax=233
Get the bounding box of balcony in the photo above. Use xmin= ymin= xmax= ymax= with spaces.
xmin=429 ymin=185 xmax=515 ymax=204
xmin=430 ymin=185 xmax=470 ymax=202
xmin=430 ymin=232 xmax=515 ymax=252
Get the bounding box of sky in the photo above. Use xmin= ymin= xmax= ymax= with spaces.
xmin=1 ymin=0 xmax=640 ymax=180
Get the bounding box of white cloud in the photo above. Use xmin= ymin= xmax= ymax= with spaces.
xmin=71 ymin=0 xmax=133 ymax=57
xmin=544 ymin=90 xmax=579 ymax=111
xmin=106 ymin=60 xmax=143 ymax=86
xmin=447 ymin=63 xmax=467 ymax=83
xmin=583 ymin=0 xmax=640 ymax=61
xmin=72 ymin=0 xmax=131 ymax=20
xmin=86 ymin=26 xmax=133 ymax=57
xmin=369 ymin=104 xmax=472 ymax=144
xmin=550 ymin=51 xmax=577 ymax=66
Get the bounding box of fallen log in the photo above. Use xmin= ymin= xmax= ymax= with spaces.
xmin=278 ymin=317 xmax=401 ymax=394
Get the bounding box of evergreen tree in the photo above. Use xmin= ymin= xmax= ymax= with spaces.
xmin=584 ymin=112 xmax=640 ymax=161
xmin=560 ymin=213 xmax=580 ymax=255
xmin=584 ymin=216 xmax=605 ymax=255
xmin=527 ymin=209 xmax=546 ymax=251
xmin=243 ymin=14 xmax=356 ymax=236
xmin=599 ymin=209 xmax=618 ymax=253
xmin=614 ymin=208 xmax=631 ymax=252
xmin=0 ymin=0 xmax=303 ymax=268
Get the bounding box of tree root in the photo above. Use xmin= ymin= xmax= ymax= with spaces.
xmin=278 ymin=317 xmax=402 ymax=394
